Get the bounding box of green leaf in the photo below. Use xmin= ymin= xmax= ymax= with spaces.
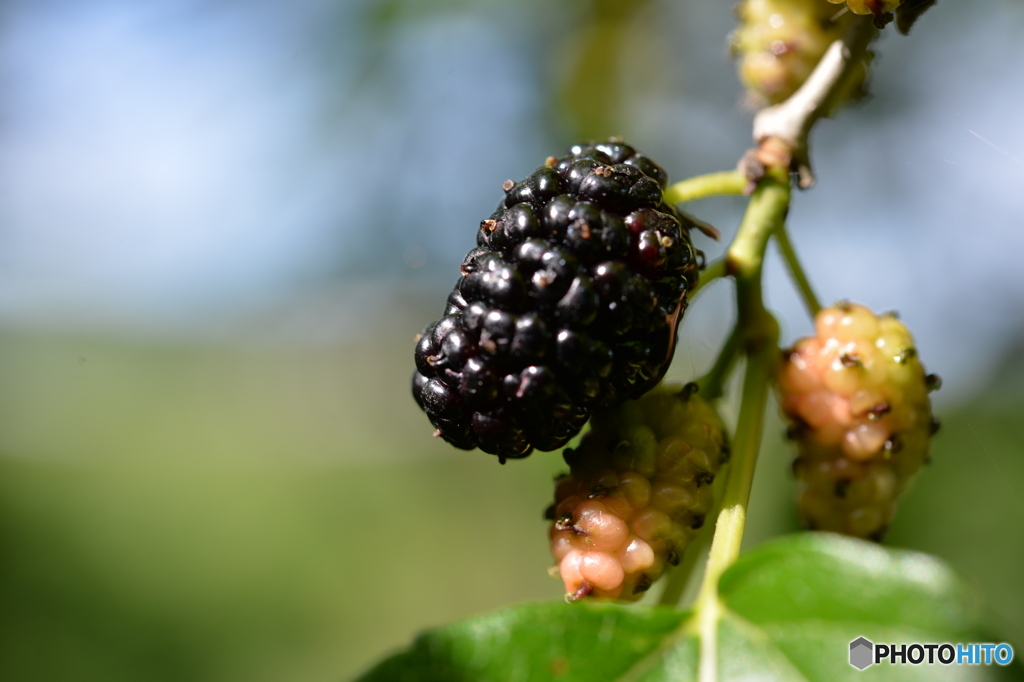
xmin=357 ymin=601 xmax=687 ymax=682
xmin=355 ymin=534 xmax=1016 ymax=681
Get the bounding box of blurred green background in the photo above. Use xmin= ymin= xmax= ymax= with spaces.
xmin=1 ymin=1 xmax=1023 ymax=680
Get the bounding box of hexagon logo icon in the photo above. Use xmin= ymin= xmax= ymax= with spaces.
xmin=850 ymin=637 xmax=874 ymax=670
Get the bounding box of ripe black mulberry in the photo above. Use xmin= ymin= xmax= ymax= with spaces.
xmin=412 ymin=139 xmax=702 ymax=461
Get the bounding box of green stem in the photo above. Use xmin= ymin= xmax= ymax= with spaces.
xmin=727 ymin=176 xmax=790 ymax=325
xmin=694 ymin=339 xmax=776 ymax=595
xmin=690 ymin=178 xmax=787 ymax=681
xmin=690 ymin=258 xmax=726 ymax=299
xmin=775 ymin=222 xmax=822 ymax=318
xmin=664 ymin=170 xmax=748 ymax=205
xmin=693 ymin=340 xmax=775 ymax=682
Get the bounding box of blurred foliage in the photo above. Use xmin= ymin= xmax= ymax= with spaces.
xmin=553 ymin=0 xmax=655 ymax=138
xmin=0 ymin=311 xmax=1021 ymax=681
xmin=351 ymin=0 xmax=681 ymax=142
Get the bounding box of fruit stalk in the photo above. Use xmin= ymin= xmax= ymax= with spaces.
xmin=694 ymin=335 xmax=776 ymax=682
xmin=752 ymin=17 xmax=876 ymax=187
xmin=687 ymin=180 xmax=786 ymax=679
xmin=774 ymin=221 xmax=822 ymax=316
xmin=727 ymin=174 xmax=789 ymax=330
xmin=690 ymin=258 xmax=726 ymax=299
xmin=663 ymin=170 xmax=748 ymax=205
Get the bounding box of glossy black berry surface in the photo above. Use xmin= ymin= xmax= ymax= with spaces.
xmin=412 ymin=139 xmax=701 ymax=461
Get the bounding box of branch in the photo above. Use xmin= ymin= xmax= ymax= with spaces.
xmin=690 ymin=258 xmax=726 ymax=299
xmin=693 ymin=324 xmax=777 ymax=682
xmin=689 ymin=180 xmax=786 ymax=680
xmin=774 ymin=222 xmax=822 ymax=318
xmin=747 ymin=17 xmax=877 ymax=188
xmin=664 ymin=170 xmax=748 ymax=204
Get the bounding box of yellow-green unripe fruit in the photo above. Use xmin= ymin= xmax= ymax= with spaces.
xmin=732 ymin=0 xmax=849 ymax=106
xmin=777 ymin=302 xmax=940 ymax=540
xmin=547 ymin=384 xmax=729 ymax=601
xmin=827 ymin=0 xmax=901 ymax=18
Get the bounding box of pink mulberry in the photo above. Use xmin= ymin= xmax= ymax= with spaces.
xmin=778 ymin=301 xmax=940 ymax=539
xmin=547 ymin=384 xmax=729 ymax=601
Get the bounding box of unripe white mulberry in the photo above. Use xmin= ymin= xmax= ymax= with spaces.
xmin=731 ymin=0 xmax=873 ymax=108
xmin=546 ymin=384 xmax=729 ymax=601
xmin=826 ymin=0 xmax=901 ymax=19
xmin=778 ymin=302 xmax=940 ymax=540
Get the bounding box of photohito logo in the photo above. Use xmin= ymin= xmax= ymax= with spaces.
xmin=849 ymin=637 xmax=1014 ymax=670
xmin=849 ymin=638 xmax=873 ymax=670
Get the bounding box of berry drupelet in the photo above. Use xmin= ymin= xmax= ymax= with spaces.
xmin=412 ymin=140 xmax=702 ymax=462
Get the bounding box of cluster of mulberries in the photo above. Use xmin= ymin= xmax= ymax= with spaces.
xmin=412 ymin=140 xmax=702 ymax=462
xmin=547 ymin=384 xmax=729 ymax=601
xmin=731 ymin=0 xmax=872 ymax=108
xmin=777 ymin=302 xmax=939 ymax=540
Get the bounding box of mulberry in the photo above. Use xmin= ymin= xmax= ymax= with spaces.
xmin=547 ymin=384 xmax=729 ymax=601
xmin=778 ymin=302 xmax=940 ymax=540
xmin=412 ymin=140 xmax=702 ymax=461
xmin=827 ymin=0 xmax=901 ymax=21
xmin=731 ymin=0 xmax=865 ymax=107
